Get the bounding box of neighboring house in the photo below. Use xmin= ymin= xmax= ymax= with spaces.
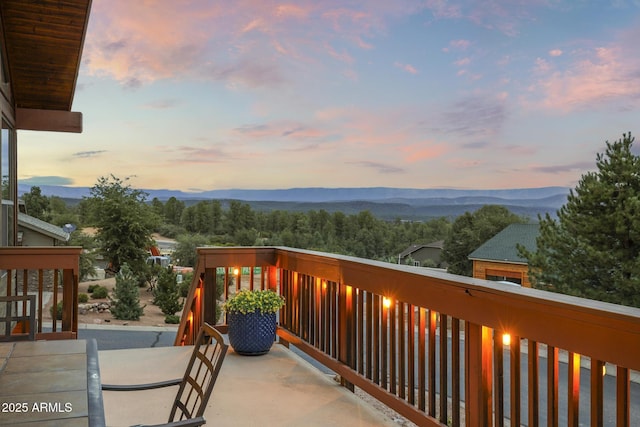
xmin=15 ymin=213 xmax=70 ymax=292
xmin=17 ymin=212 xmax=70 ymax=246
xmin=468 ymin=223 xmax=540 ymax=288
xmin=398 ymin=241 xmax=446 ymax=268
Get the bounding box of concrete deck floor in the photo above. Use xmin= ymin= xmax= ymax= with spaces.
xmin=99 ymin=343 xmax=397 ymax=427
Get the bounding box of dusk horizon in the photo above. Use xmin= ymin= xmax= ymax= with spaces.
xmin=14 ymin=1 xmax=640 ymax=192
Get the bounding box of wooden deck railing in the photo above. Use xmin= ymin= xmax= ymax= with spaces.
xmin=0 ymin=246 xmax=82 ymax=340
xmin=177 ymin=246 xmax=640 ymax=427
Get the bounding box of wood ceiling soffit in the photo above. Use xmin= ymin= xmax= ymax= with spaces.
xmin=1 ymin=0 xmax=91 ymax=111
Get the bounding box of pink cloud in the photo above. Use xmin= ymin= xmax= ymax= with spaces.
xmin=170 ymin=145 xmax=232 ymax=164
xmin=532 ymin=42 xmax=640 ymax=111
xmin=400 ymin=142 xmax=448 ymax=163
xmin=83 ymin=1 xmax=425 ymax=88
xmin=394 ymin=62 xmax=419 ymax=74
xmin=275 ymin=4 xmax=310 ymax=19
xmin=549 ymin=49 xmax=563 ymax=57
xmin=325 ymin=43 xmax=355 ymax=64
xmin=447 ymin=158 xmax=482 ymax=169
xmin=426 ymin=0 xmax=462 ymax=19
xmin=443 ymin=39 xmax=471 ymax=52
xmin=233 ymin=121 xmax=332 ymax=142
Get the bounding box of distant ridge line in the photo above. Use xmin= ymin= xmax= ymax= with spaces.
xmin=18 ymin=184 xmax=570 ymax=203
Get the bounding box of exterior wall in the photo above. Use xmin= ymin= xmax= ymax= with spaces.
xmin=401 ymin=247 xmax=446 ymax=268
xmin=472 ymin=259 xmax=532 ymax=288
xmin=20 ymin=228 xmax=56 ymax=246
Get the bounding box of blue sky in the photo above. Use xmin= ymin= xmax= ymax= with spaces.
xmin=17 ymin=0 xmax=640 ymax=192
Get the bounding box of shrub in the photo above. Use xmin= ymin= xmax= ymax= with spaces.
xmin=91 ymin=286 xmax=109 ymax=299
xmin=110 ymin=264 xmax=145 ymax=320
xmin=50 ymin=301 xmax=64 ymax=320
xmin=87 ymin=284 xmax=98 ymax=293
xmin=153 ymin=267 xmax=183 ymax=316
xmin=179 ymin=271 xmax=194 ymax=297
xmin=78 ymin=293 xmax=89 ymax=303
xmin=164 ymin=314 xmax=180 ymax=324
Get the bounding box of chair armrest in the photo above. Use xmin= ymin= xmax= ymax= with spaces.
xmin=133 ymin=416 xmax=206 ymax=427
xmin=102 ymin=378 xmax=182 ymax=391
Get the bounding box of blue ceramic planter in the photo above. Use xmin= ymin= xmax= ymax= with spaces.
xmin=227 ymin=311 xmax=277 ymax=356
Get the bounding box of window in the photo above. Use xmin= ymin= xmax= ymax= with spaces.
xmin=1 ymin=120 xmax=16 ymax=246
xmin=487 ymin=275 xmax=522 ymax=285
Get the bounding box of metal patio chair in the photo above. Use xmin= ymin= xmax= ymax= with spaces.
xmin=102 ymin=323 xmax=228 ymax=427
xmin=0 ymin=295 xmax=36 ymax=342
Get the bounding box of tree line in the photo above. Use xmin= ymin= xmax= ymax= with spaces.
xmin=20 ymin=176 xmax=454 ymax=270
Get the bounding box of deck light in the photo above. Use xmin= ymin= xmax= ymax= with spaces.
xmin=502 ymin=333 xmax=511 ymax=346
xmin=383 ymin=297 xmax=392 ymax=309
xmin=233 ymin=268 xmax=240 ymax=276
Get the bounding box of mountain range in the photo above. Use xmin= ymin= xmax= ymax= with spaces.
xmin=18 ymin=184 xmax=570 ymax=220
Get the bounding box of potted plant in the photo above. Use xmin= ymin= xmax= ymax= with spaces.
xmin=223 ymin=289 xmax=285 ymax=356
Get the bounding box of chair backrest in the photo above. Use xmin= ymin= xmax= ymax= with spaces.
xmin=169 ymin=322 xmax=228 ymax=422
xmin=0 ymin=295 xmax=36 ymax=342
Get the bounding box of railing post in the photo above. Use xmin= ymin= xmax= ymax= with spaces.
xmin=465 ymin=322 xmax=493 ymax=427
xmin=338 ymin=283 xmax=355 ymax=391
xmin=203 ymin=268 xmax=217 ymax=326
xmin=616 ymin=367 xmax=629 ymax=427
xmin=62 ymin=268 xmax=77 ymax=336
xmin=567 ymin=352 xmax=581 ymax=426
xmin=267 ymin=266 xmax=278 ymax=292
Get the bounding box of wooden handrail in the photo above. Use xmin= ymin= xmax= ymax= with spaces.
xmin=0 ymin=246 xmax=81 ymax=340
xmin=179 ymin=246 xmax=640 ymax=426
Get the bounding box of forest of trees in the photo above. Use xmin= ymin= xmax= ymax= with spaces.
xmin=20 ymin=180 xmax=453 ymax=268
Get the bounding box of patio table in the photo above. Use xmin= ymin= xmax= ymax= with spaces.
xmin=0 ymin=339 xmax=105 ymax=426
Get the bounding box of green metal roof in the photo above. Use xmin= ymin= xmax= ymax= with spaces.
xmin=468 ymin=223 xmax=539 ymax=264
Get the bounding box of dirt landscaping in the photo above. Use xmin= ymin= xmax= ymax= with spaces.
xmin=45 ymin=277 xmax=181 ymax=328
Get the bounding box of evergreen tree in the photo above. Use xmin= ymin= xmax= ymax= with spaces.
xmin=442 ymin=205 xmax=525 ymax=276
xmin=110 ymin=264 xmax=145 ymax=320
xmin=164 ymin=197 xmax=185 ymax=225
xmin=153 ymin=267 xmax=182 ymax=316
xmin=523 ymin=132 xmax=640 ymax=307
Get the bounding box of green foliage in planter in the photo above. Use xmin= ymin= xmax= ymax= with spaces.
xmin=223 ymin=289 xmax=285 ymax=315
xmin=164 ymin=314 xmax=180 ymax=324
xmin=50 ymin=301 xmax=64 ymax=320
xmin=91 ymin=286 xmax=109 ymax=299
xmin=78 ymin=293 xmax=89 ymax=303
xmin=110 ymin=264 xmax=145 ymax=320
xmin=153 ymin=267 xmax=183 ymax=316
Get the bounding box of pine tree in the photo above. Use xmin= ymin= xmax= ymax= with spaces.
xmin=110 ymin=264 xmax=145 ymax=320
xmin=153 ymin=267 xmax=182 ymax=316
xmin=524 ymin=132 xmax=640 ymax=307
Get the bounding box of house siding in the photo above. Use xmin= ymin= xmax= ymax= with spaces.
xmin=472 ymin=259 xmax=532 ymax=288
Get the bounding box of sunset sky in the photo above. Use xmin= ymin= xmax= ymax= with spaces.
xmin=17 ymin=1 xmax=640 ymax=192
